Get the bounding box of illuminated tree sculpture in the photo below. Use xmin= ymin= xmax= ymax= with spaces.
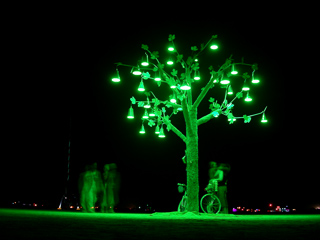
xmin=112 ymin=34 xmax=267 ymax=213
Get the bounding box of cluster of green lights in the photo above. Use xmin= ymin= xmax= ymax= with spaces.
xmin=218 ymin=64 xmax=262 ymax=104
xmin=112 ymin=39 xmax=219 ymax=84
xmin=139 ymin=123 xmax=166 ymax=137
xmin=114 ymin=33 xmax=268 ymax=137
xmin=127 ymin=104 xmax=167 ymax=137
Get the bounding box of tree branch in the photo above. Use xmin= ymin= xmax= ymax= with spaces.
xmin=164 ymin=120 xmax=186 ymax=142
xmin=194 ymin=35 xmax=216 ymax=59
xmin=182 ymin=97 xmax=193 ymax=133
xmin=186 ymin=69 xmax=193 ymax=106
xmin=197 ymin=113 xmax=215 ymax=126
xmin=192 ymin=73 xmax=217 ymax=110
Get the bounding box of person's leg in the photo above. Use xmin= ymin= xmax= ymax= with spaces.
xmin=218 ymin=186 xmax=227 ymax=213
xmin=80 ymin=190 xmax=87 ymax=212
xmin=87 ymin=189 xmax=95 ymax=213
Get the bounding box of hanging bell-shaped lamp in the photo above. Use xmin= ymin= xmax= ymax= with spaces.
xmin=155 ymin=125 xmax=160 ymax=134
xmin=132 ymin=67 xmax=142 ymax=76
xmin=170 ymin=94 xmax=177 ymax=103
xmin=242 ymin=81 xmax=250 ymax=91
xmin=141 ymin=55 xmax=149 ymax=67
xmin=231 ymin=64 xmax=238 ymax=75
xmin=142 ymin=109 xmax=149 ymax=119
xmin=261 ymin=113 xmax=268 ymax=123
xmin=154 ymin=71 xmax=161 ymax=82
xmin=138 ymin=80 xmax=145 ymax=92
xmin=168 ymin=43 xmax=175 ymax=52
xmin=210 ymin=43 xmax=218 ymax=50
xmin=139 ymin=124 xmax=146 ymax=134
xmin=158 ymin=126 xmax=166 ymax=138
xmin=245 ymin=92 xmax=253 ymax=102
xmin=180 ymin=81 xmax=191 ymax=90
xmin=127 ymin=106 xmax=134 ymax=119
xmin=228 ymin=85 xmax=233 ymax=95
xmin=194 ymin=70 xmax=200 ymax=80
xmin=112 ymin=68 xmax=121 ymax=82
xmin=220 ymin=79 xmax=230 ymax=85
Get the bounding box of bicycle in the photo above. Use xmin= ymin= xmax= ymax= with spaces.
xmin=177 ymin=183 xmax=187 ymax=212
xmin=177 ymin=181 xmax=221 ymax=214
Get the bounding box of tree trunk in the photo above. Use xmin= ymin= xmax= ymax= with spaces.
xmin=186 ymin=108 xmax=199 ymax=213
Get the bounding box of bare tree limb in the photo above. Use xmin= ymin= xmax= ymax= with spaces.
xmin=181 ymin=97 xmax=193 ymax=135
xmin=192 ymin=73 xmax=217 ymax=110
xmin=197 ymin=113 xmax=215 ymax=126
xmin=164 ymin=120 xmax=186 ymax=142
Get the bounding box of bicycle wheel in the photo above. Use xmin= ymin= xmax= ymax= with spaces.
xmin=200 ymin=194 xmax=221 ymax=214
xmin=178 ymin=196 xmax=187 ymax=212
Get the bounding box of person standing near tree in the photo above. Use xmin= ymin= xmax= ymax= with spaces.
xmin=91 ymin=162 xmax=103 ymax=211
xmin=101 ymin=164 xmax=110 ymax=213
xmin=101 ymin=163 xmax=120 ymax=213
xmin=217 ymin=163 xmax=230 ymax=214
xmin=208 ymin=161 xmax=223 ymax=190
xmin=79 ymin=165 xmax=94 ymax=212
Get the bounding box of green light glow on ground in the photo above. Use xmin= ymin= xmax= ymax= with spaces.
xmin=1 ymin=209 xmax=319 ymax=239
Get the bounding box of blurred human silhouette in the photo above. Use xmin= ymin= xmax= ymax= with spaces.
xmin=78 ymin=163 xmax=103 ymax=213
xmin=217 ymin=163 xmax=230 ymax=214
xmin=79 ymin=165 xmax=94 ymax=213
xmin=101 ymin=163 xmax=120 ymax=213
xmin=208 ymin=161 xmax=219 ymax=182
xmin=208 ymin=161 xmax=230 ymax=214
xmin=91 ymin=162 xmax=103 ymax=210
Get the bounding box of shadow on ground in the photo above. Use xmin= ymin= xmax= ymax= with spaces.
xmin=1 ymin=209 xmax=319 ymax=239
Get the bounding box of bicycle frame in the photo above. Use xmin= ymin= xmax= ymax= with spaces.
xmin=178 ymin=182 xmax=221 ymax=214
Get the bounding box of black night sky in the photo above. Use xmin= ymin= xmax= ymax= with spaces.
xmin=3 ymin=20 xmax=319 ymax=212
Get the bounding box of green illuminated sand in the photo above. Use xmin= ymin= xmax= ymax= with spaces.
xmin=1 ymin=209 xmax=319 ymax=239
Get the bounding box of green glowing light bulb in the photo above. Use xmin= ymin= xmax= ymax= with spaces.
xmin=170 ymin=94 xmax=177 ymax=103
xmin=261 ymin=113 xmax=268 ymax=123
xmin=138 ymin=81 xmax=145 ymax=92
xmin=194 ymin=71 xmax=200 ymax=81
xmin=149 ymin=111 xmax=156 ymax=117
xmin=139 ymin=124 xmax=146 ymax=134
xmin=154 ymin=72 xmax=162 ymax=82
xmin=252 ymin=79 xmax=260 ymax=84
xmin=155 ymin=125 xmax=160 ymax=134
xmin=159 ymin=126 xmax=165 ymax=138
xmin=133 ymin=69 xmax=142 ymax=76
xmin=220 ymin=79 xmax=230 ymax=85
xmin=167 ymin=60 xmax=174 ymax=65
xmin=112 ymin=69 xmax=121 ymax=82
xmin=180 ymin=82 xmax=191 ymax=90
xmin=228 ymin=118 xmax=237 ymax=122
xmin=168 ymin=43 xmax=175 ymax=52
xmin=242 ymin=82 xmax=250 ymax=91
xmin=245 ymin=92 xmax=253 ymax=102
xmin=112 ymin=77 xmax=120 ymax=82
xmin=141 ymin=61 xmax=149 ymax=67
xmin=231 ymin=64 xmax=238 ymax=75
xmin=142 ymin=109 xmax=149 ymax=119
xmin=210 ymin=44 xmax=218 ymax=50
xmin=228 ymin=85 xmax=233 ymax=95
xmin=144 ymin=99 xmax=151 ymax=109
xmin=127 ymin=106 xmax=134 ymax=119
